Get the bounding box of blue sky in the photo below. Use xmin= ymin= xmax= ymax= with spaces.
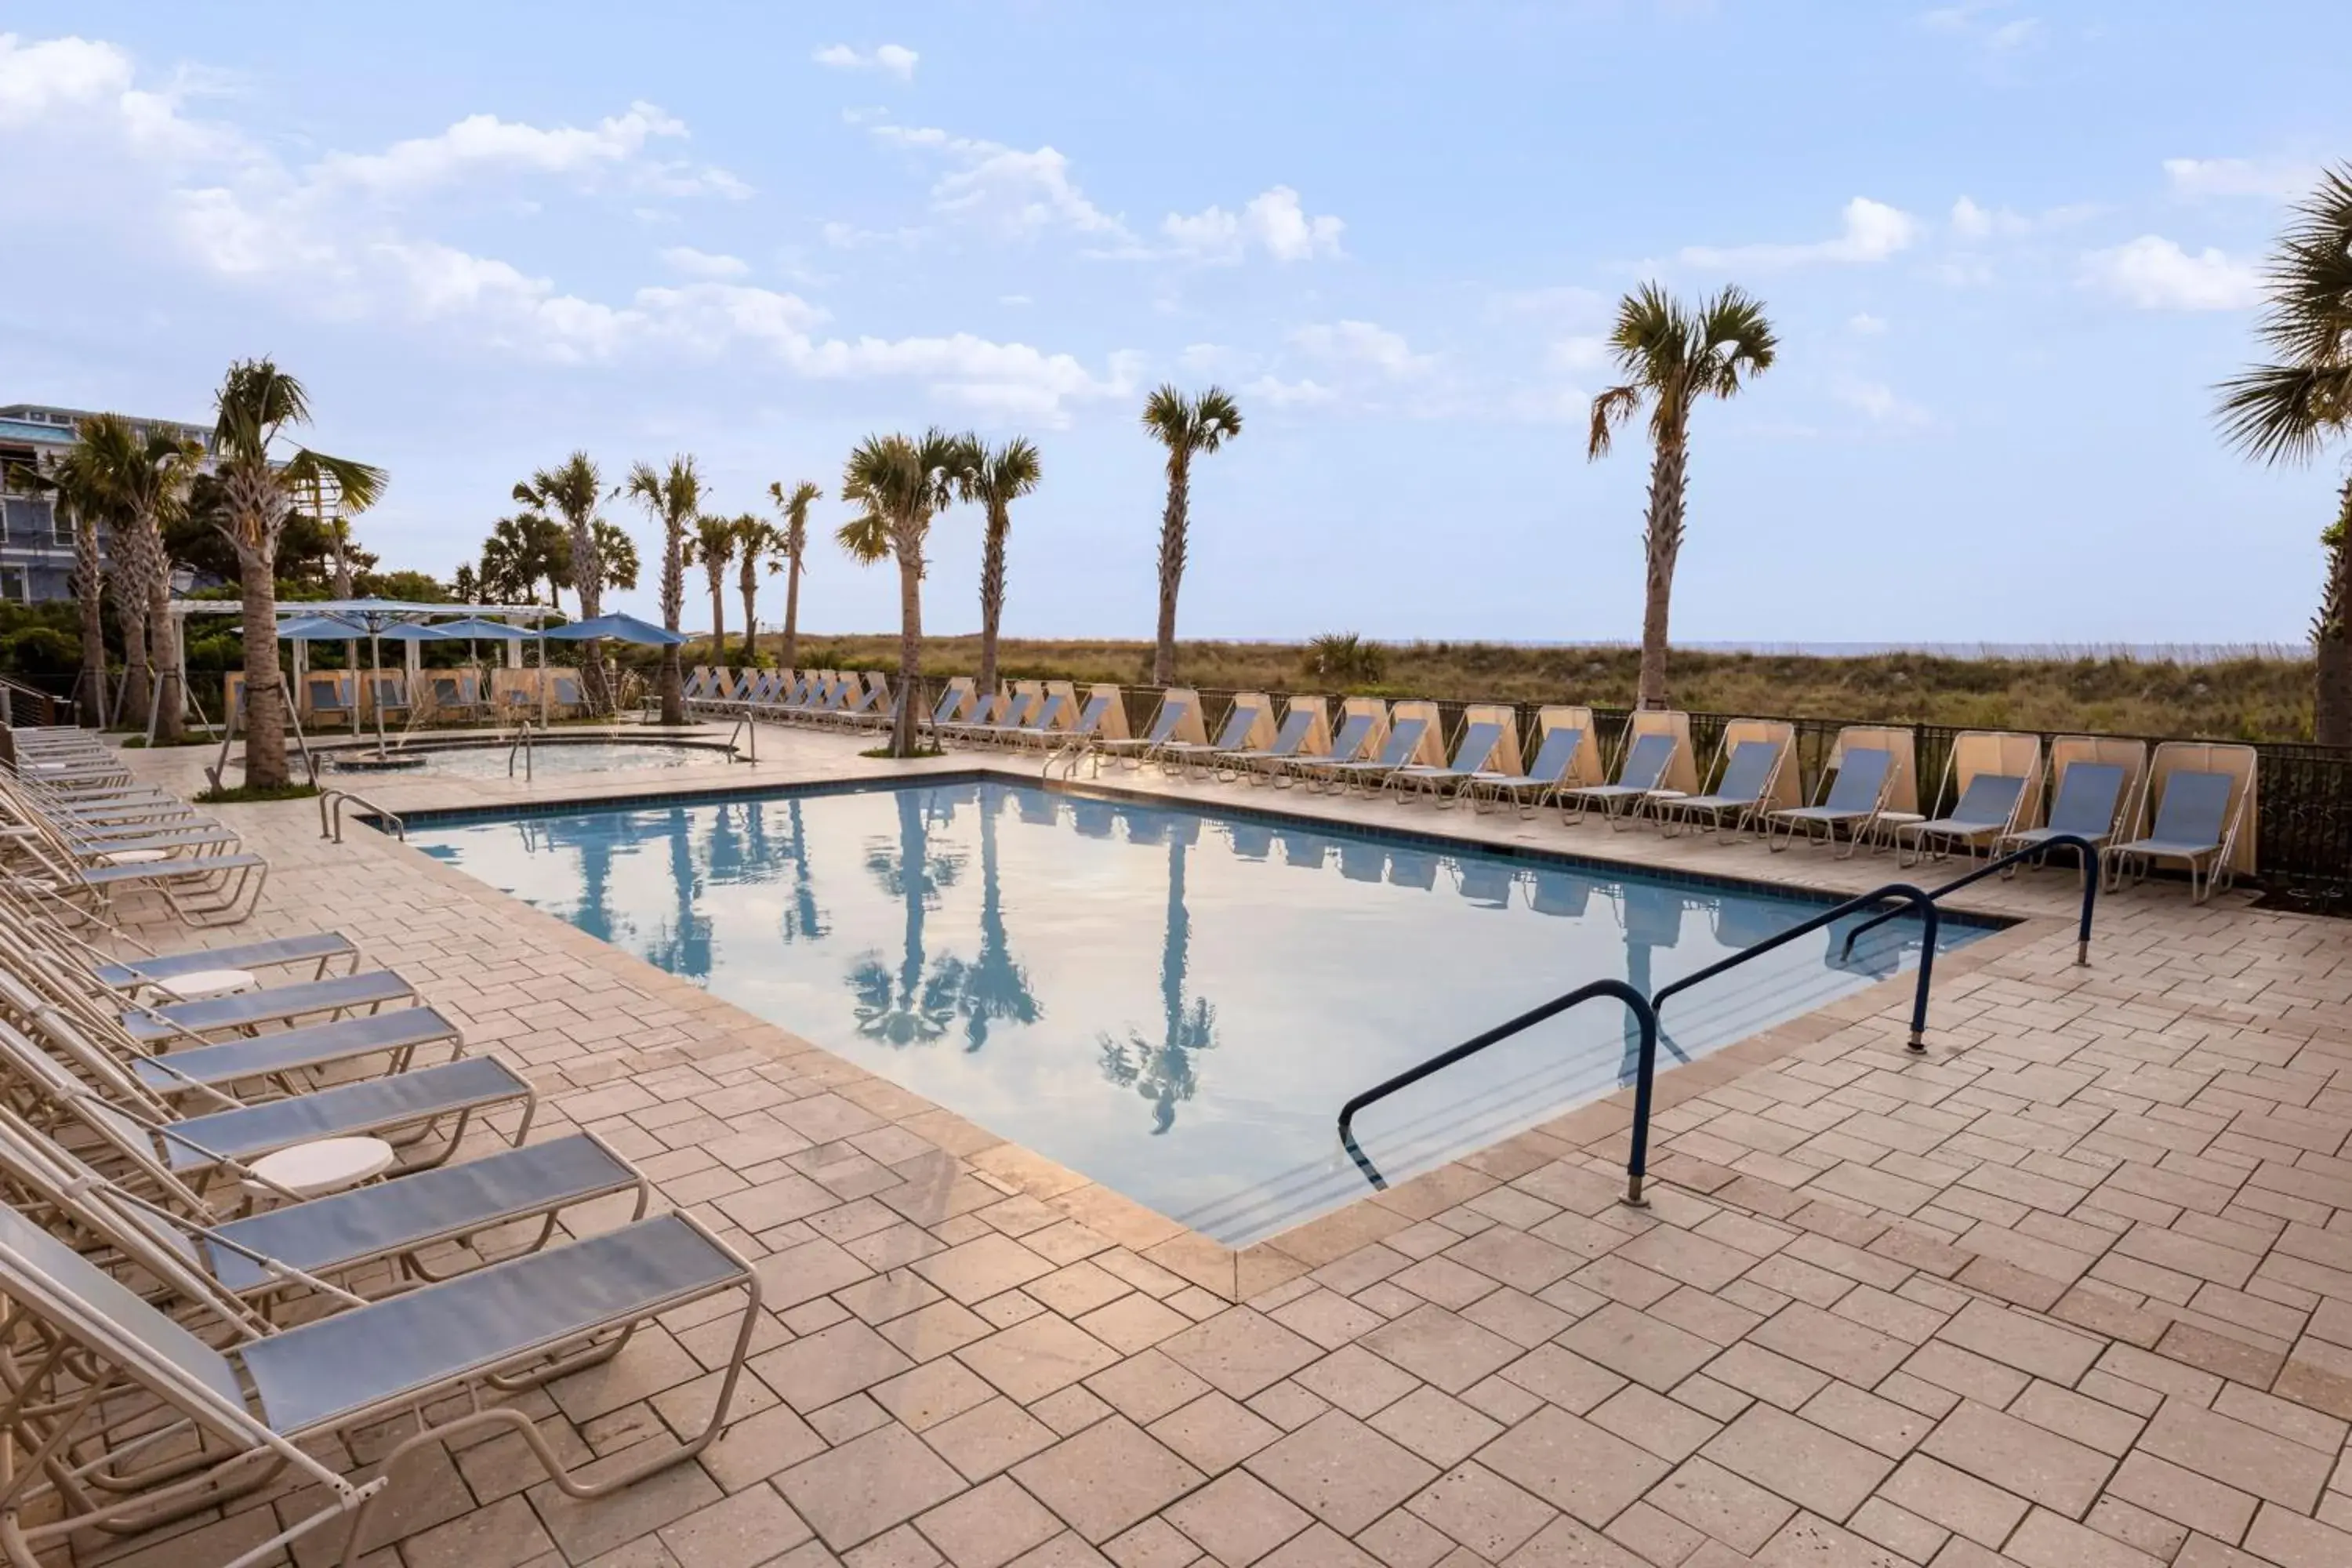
xmin=5 ymin=3 xmax=2347 ymax=644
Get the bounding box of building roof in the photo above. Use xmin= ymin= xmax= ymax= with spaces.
xmin=0 ymin=404 xmax=215 ymax=452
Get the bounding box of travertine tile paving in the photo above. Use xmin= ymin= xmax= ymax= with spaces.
xmin=56 ymin=727 xmax=2352 ymax=1566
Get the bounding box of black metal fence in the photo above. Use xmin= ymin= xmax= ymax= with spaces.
xmin=909 ymin=674 xmax=2352 ymax=909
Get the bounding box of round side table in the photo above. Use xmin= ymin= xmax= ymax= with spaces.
xmin=244 ymin=1137 xmax=396 ymax=1206
xmin=155 ymin=967 xmax=258 ymax=1000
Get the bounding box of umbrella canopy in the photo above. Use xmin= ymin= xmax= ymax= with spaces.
xmin=371 ymin=622 xmax=454 ymax=642
xmin=276 ymin=615 xmax=365 ymax=641
xmin=431 ymin=616 xmax=535 ymax=640
xmin=539 ymin=612 xmax=685 ymax=646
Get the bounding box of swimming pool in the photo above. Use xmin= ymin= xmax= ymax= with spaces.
xmin=328 ymin=739 xmax=732 ymax=779
xmin=409 ymin=779 xmax=1997 ymax=1244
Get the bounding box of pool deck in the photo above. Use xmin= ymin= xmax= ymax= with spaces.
xmin=72 ymin=723 xmax=2352 ymax=1568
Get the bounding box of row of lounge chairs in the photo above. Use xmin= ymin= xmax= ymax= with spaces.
xmin=0 ymin=727 xmax=270 ymax=924
xmin=0 ymin=737 xmax=760 ymax=1563
xmin=681 ymin=665 xmax=898 ymax=731
xmin=237 ymin=668 xmax=591 ymax=728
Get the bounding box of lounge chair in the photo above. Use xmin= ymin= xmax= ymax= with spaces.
xmin=1098 ymin=691 xmax=1200 ymax=768
xmin=923 ymin=677 xmax=978 ymax=736
xmin=1766 ymin=745 xmax=1897 ymax=857
xmin=0 ymin=1196 xmax=757 ymax=1568
xmin=2108 ymin=746 xmax=2252 ymax=902
xmin=1389 ymin=717 xmax=1510 ymax=806
xmin=1559 ymin=731 xmax=1679 ymax=827
xmin=93 ymin=930 xmax=361 ymax=998
xmin=1998 ymin=759 xmax=2131 ymax=878
xmin=1222 ymin=707 xmax=1319 ymax=782
xmin=426 ymin=672 xmax=488 ymax=724
xmin=1896 ymin=773 xmax=2028 ymax=865
xmin=1470 ymin=724 xmax=1588 ymax=815
xmin=1284 ymin=710 xmax=1383 ymax=790
xmin=1161 ymin=699 xmax=1270 ymax=776
xmin=1010 ymin=691 xmax=1075 ymax=747
xmin=1322 ymin=717 xmax=1433 ymax=795
xmin=1653 ymin=736 xmax=1789 ymax=838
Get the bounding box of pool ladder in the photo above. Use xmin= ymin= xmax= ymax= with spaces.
xmin=318 ymin=788 xmax=405 ymax=844
xmin=1336 ymin=837 xmax=2101 ymax=1208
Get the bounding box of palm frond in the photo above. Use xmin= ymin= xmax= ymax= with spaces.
xmin=2215 ymin=362 xmax=2352 ymax=465
xmin=836 ymin=509 xmax=891 ymax=564
xmin=1606 ymin=282 xmax=1693 ymax=382
xmin=1586 ymin=385 xmax=1644 ymax=461
xmin=1693 ymin=285 xmax=1779 ymax=396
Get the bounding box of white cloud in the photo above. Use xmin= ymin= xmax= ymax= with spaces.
xmin=1492 ymin=285 xmax=1610 ymax=323
xmin=310 ymin=101 xmax=746 ymax=201
xmin=659 ymin=245 xmax=749 ymax=278
xmin=2082 ymin=236 xmax=2263 ymax=310
xmin=2163 ymin=157 xmax=2315 ymax=201
xmin=1847 ymin=313 xmax=1888 ymax=335
xmin=1550 ymin=336 xmax=1610 ymax=370
xmin=1835 ymin=378 xmax=1930 ymax=426
xmin=1680 ymin=197 xmax=1919 ymax=268
xmin=1177 ymin=343 xmax=1238 ymax=376
xmin=1950 ymin=195 xmax=2029 ymax=239
xmin=1287 ymin=320 xmax=1432 ymax=378
xmin=1161 ymin=186 xmax=1343 ymax=263
xmin=0 ymin=31 xmax=246 ymax=161
xmin=870 ymin=123 xmax=1131 ymax=241
xmin=813 ymin=43 xmax=919 ymax=81
xmin=1246 ymin=376 xmax=1337 ymax=408
xmin=1920 ymin=2 xmax=2042 ymax=49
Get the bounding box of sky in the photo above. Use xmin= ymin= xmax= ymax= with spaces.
xmin=4 ymin=2 xmax=2348 ymax=645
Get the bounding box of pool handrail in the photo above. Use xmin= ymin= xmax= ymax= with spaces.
xmin=1337 ymin=978 xmax=1660 ymax=1202
xmin=1841 ymin=833 xmax=2100 ymax=967
xmin=1653 ymin=881 xmax=1941 ymax=1052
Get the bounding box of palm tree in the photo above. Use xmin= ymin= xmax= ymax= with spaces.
xmin=733 ymin=514 xmax=777 ymax=665
xmin=960 ymin=439 xmax=1042 ymax=693
xmin=593 ymin=522 xmax=641 ymax=593
xmin=2214 ymin=164 xmax=2352 ymax=743
xmin=839 ymin=430 xmax=979 ymax=756
xmin=621 ymin=456 xmax=702 ymax=724
xmin=515 ymin=453 xmax=614 ymax=713
xmin=102 ymin=421 xmax=204 ymax=739
xmin=6 ymin=427 xmax=115 ymax=724
xmin=478 ymin=514 xmax=567 ymax=606
xmin=685 ymin=514 xmax=739 ymax=662
xmin=1587 ymin=283 xmax=1777 ymax=710
xmin=768 ymin=480 xmax=822 ymax=670
xmin=211 ymin=360 xmax=386 ymax=788
xmin=1141 ymin=386 xmax=1243 ymax=686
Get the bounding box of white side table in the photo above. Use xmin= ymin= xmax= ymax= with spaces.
xmin=155 ymin=967 xmax=257 ymax=1001
xmin=1873 ymin=811 xmax=1925 ymax=854
xmin=244 ymin=1137 xmax=395 ymax=1206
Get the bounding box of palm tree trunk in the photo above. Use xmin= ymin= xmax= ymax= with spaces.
xmin=572 ymin=528 xmax=609 ymax=715
xmin=782 ymin=556 xmax=803 ymax=670
xmin=239 ymin=548 xmax=289 ymax=787
xmin=1635 ymin=420 xmax=1690 ymax=710
xmin=2315 ymin=482 xmax=2352 ymax=746
xmin=659 ymin=525 xmax=685 ymax=726
xmin=710 ymin=576 xmax=726 ymax=668
xmin=892 ymin=535 xmax=924 ymax=757
xmin=1152 ymin=452 xmax=1190 ymax=686
xmin=150 ymin=575 xmax=184 ymax=742
xmin=740 ymin=577 xmax=758 ymax=665
xmin=978 ymin=506 xmax=1009 ymax=692
xmin=72 ymin=530 xmax=106 ymax=728
xmin=118 ymin=586 xmax=151 ymax=731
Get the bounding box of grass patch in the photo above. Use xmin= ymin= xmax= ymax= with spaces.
xmin=194 ymin=782 xmax=321 ymax=804
xmin=118 ymin=734 xmax=217 ymax=749
xmin=860 ymin=745 xmax=946 ymax=760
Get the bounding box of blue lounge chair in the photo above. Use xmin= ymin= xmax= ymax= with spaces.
xmin=1560 ymin=731 xmax=1679 ymax=827
xmin=1161 ymin=700 xmax=1269 ymax=775
xmin=1323 ymin=718 xmax=1433 ymax=795
xmin=1285 ymin=711 xmax=1381 ymax=789
xmin=1767 ymin=745 xmax=1896 ymax=857
xmin=2108 ymin=760 xmax=2248 ymax=902
xmin=1472 ymin=726 xmax=1589 ymax=815
xmin=1896 ymin=773 xmax=2027 ymax=865
xmin=2000 ymin=760 xmax=2130 ymax=879
xmin=1389 ymin=719 xmax=1509 ymax=806
xmin=1223 ymin=707 xmax=1319 ymax=784
xmin=1655 ymin=738 xmax=1788 ymax=838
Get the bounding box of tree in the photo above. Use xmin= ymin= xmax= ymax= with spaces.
xmin=2214 ymin=164 xmax=2352 ymax=743
xmin=839 ymin=430 xmax=978 ymax=756
xmin=960 ymin=438 xmax=1042 ymax=692
xmin=451 ymin=561 xmax=481 ymax=603
xmin=515 ymin=453 xmax=615 ymax=713
xmin=211 ymin=361 xmax=386 ymax=786
xmin=622 ymin=456 xmax=702 ymax=724
xmin=1141 ymin=386 xmax=1242 ymax=685
xmin=1587 ymin=282 xmax=1777 ymax=710
xmin=89 ymin=418 xmax=204 ymax=738
xmin=768 ymin=480 xmax=822 ymax=670
xmin=478 ymin=513 xmax=569 ymax=606
xmin=733 ymin=514 xmax=778 ymax=665
xmin=4 ymin=426 xmax=115 ymax=724
xmin=685 ymin=513 xmax=739 ymax=661
xmin=593 ymin=521 xmax=641 ymax=592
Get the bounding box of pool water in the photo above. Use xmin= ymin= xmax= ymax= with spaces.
xmin=335 ymin=741 xmax=729 ymax=779
xmin=409 ymin=780 xmax=1995 ymax=1244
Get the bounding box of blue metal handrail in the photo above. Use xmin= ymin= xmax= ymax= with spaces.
xmin=1656 ymin=882 xmax=1942 ymax=1053
xmin=1337 ymin=979 xmax=1661 ymax=1203
xmin=1841 ymin=835 xmax=2100 ymax=967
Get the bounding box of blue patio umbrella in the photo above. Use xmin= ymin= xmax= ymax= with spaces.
xmin=275 ymin=614 xmax=365 ymax=641
xmin=539 ymin=612 xmax=686 ymax=646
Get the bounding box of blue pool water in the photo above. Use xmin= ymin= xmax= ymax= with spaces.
xmin=409 ymin=780 xmax=1995 ymax=1244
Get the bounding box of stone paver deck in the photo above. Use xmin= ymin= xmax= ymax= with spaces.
xmin=56 ymin=723 xmax=2352 ymax=1568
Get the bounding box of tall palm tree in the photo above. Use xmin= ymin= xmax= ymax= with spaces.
xmin=6 ymin=428 xmax=115 ymax=724
xmin=768 ymin=480 xmax=822 ymax=670
xmin=593 ymin=522 xmax=641 ymax=593
xmin=732 ymin=514 xmax=777 ymax=665
xmin=1141 ymin=386 xmax=1243 ymax=686
xmin=960 ymin=439 xmax=1042 ymax=693
xmin=684 ymin=514 xmax=739 ymax=662
xmin=211 ymin=360 xmax=385 ymax=788
xmin=103 ymin=420 xmax=204 ymax=739
xmin=1587 ymin=283 xmax=1777 ymax=710
xmin=621 ymin=456 xmax=702 ymax=724
xmin=2214 ymin=164 xmax=2352 ymax=742
xmin=515 ymin=453 xmax=614 ymax=713
xmin=839 ymin=430 xmax=979 ymax=756
xmin=478 ymin=514 xmax=566 ymax=606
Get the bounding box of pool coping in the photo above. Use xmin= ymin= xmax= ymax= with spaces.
xmin=375 ymin=753 xmax=2063 ymax=1294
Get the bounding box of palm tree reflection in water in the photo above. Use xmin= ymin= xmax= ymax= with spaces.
xmin=848 ymin=791 xmax=966 ymax=1046
xmin=648 ymin=807 xmax=713 ymax=982
xmin=942 ymin=789 xmax=1042 ymax=1051
xmin=778 ymin=799 xmax=829 ymax=943
xmin=1098 ymin=821 xmax=1218 ymax=1134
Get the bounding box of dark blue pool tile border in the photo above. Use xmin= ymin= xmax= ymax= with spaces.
xmin=379 ymin=767 xmax=2017 ymax=931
